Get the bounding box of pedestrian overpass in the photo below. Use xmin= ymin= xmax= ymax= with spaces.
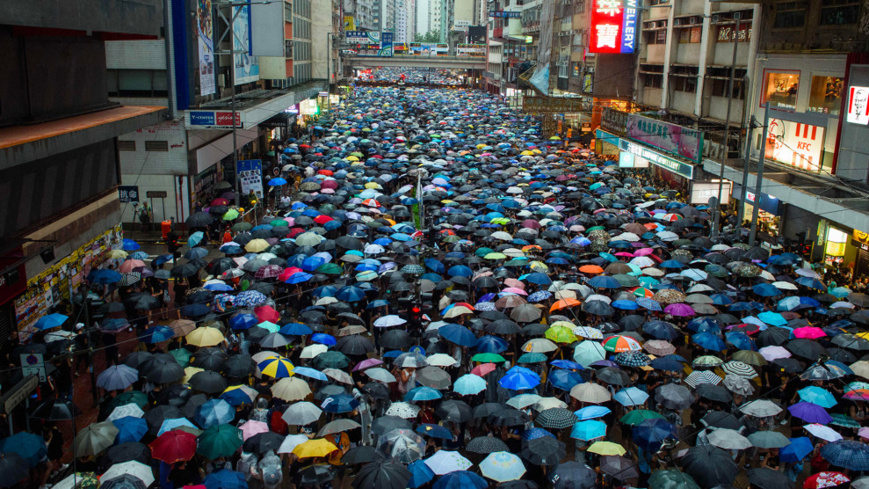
xmin=344 ymin=55 xmax=486 ymax=70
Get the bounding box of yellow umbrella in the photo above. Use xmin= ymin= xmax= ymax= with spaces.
xmin=183 ymin=366 xmax=204 ymax=384
xmin=529 ymin=261 xmax=549 ymax=272
xmin=545 ymin=325 xmax=577 ymax=344
xmin=587 ymin=441 xmax=627 ymax=456
xmin=520 ymin=151 xmax=534 ymax=156
xmin=186 ymin=327 xmax=225 ymax=347
xmin=293 ymin=439 xmax=338 ymax=459
xmin=346 ymin=155 xmax=359 ymax=162
xmin=443 ymin=306 xmax=474 ymax=319
xmin=364 ymin=182 xmax=382 ymax=189
xmin=245 ymin=239 xmax=270 ymax=253
xmin=258 ymin=357 xmax=295 ymax=379
xmin=108 ymin=250 xmax=129 ymax=259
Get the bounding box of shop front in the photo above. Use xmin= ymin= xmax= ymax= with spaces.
xmin=732 ymin=184 xmax=783 ymax=240
xmin=618 ymin=140 xmax=695 ymax=194
xmin=852 ymin=230 xmax=869 ymax=280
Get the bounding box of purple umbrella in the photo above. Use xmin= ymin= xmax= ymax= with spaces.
xmin=664 ymin=303 xmax=696 ymax=317
xmin=788 ymin=401 xmax=832 ymax=424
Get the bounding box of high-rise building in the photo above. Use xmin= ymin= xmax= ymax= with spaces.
xmin=396 ymin=0 xmax=416 ymax=43
xmin=416 ymin=0 xmax=432 ymax=38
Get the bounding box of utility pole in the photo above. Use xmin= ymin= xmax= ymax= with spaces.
xmin=736 ymin=117 xmax=757 ymax=226
xmin=711 ymin=14 xmax=742 ymax=239
xmin=749 ymin=102 xmax=770 ymax=247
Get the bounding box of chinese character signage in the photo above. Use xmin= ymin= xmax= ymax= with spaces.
xmin=237 ymin=160 xmax=264 ymax=199
xmin=489 ymin=11 xmax=521 ymax=18
xmin=601 ymin=107 xmax=629 ymax=135
xmin=345 ymin=31 xmax=381 ymax=45
xmin=118 ymin=186 xmax=140 ymax=203
xmin=589 ymin=0 xmax=638 ymax=54
xmin=764 ymin=119 xmax=825 ymax=172
xmin=626 ymin=114 xmax=703 ymax=163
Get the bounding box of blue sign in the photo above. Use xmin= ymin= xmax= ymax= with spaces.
xmin=189 ymin=111 xmax=216 ymax=126
xmin=489 ymin=11 xmax=521 ymax=18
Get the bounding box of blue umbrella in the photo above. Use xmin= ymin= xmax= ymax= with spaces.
xmin=795 ymin=277 xmax=826 ymax=290
xmin=89 ymin=269 xmax=123 ymax=284
xmin=650 ymin=356 xmax=685 ymax=371
xmin=122 ymin=239 xmax=141 ymax=251
xmin=692 ymin=332 xmax=726 ymax=351
xmin=447 ymin=265 xmax=473 ymax=277
xmin=196 ymin=399 xmax=235 ymax=428
xmin=439 ymin=325 xmax=477 ymax=347
xmin=798 ymin=386 xmax=837 ymax=408
xmin=632 ymin=418 xmax=677 ymax=452
xmin=725 ymin=332 xmax=756 ymax=351
xmin=405 ymin=386 xmax=443 ymax=402
xmin=204 ymin=469 xmax=248 ymax=489
xmin=588 ymin=276 xmax=620 ymax=289
xmin=659 ymin=260 xmax=685 ymax=269
xmin=322 ymin=394 xmax=360 ymax=413
xmin=614 ymin=387 xmax=650 ymax=406
xmin=286 ymin=272 xmax=313 ymax=284
xmin=269 ymin=178 xmax=287 ymax=186
xmin=311 ymin=333 xmax=336 ymax=346
xmin=143 ymin=325 xmax=175 ymax=344
xmin=188 ymin=231 xmax=205 ymax=247
xmin=612 ymin=300 xmax=639 ymax=310
xmin=475 ymin=335 xmax=509 ymax=354
xmin=336 ymin=285 xmax=366 ymax=302
xmin=408 ymin=459 xmax=435 ymax=488
xmin=301 ymin=256 xmax=326 ymax=271
xmin=230 ymin=314 xmax=258 ymax=330
xmin=424 ymin=258 xmax=445 ymax=273
xmin=548 ymin=369 xmax=583 ymax=390
xmin=205 ymin=283 xmax=234 ymax=292
xmin=570 ymin=420 xmax=607 ymax=441
xmin=293 ymin=366 xmax=328 ymax=381
xmin=820 ymin=440 xmax=869 ymax=471
xmin=34 ymin=313 xmax=68 ymax=331
xmin=780 ymin=437 xmax=813 ymax=462
xmin=643 ymin=320 xmax=679 ymax=340
xmin=100 ymin=318 xmax=130 ymax=334
xmin=525 ymin=272 xmax=552 ymax=285
xmin=777 ymin=296 xmax=821 ymax=311
xmin=551 ymin=360 xmax=584 ymax=370
xmin=416 ymin=424 xmax=452 ymax=439
xmin=636 ymin=297 xmax=662 ymax=312
xmin=521 ymin=427 xmax=555 ymax=441
xmin=158 ymin=417 xmax=198 ymax=436
xmin=129 ymin=251 xmax=150 ymax=260
xmin=0 ymin=432 xmax=47 ymax=466
xmin=112 ymin=416 xmax=148 ymax=443
xmin=753 ymin=283 xmax=782 ymax=297
xmin=280 ymin=323 xmax=313 ymax=335
xmin=454 ymin=374 xmax=487 ymax=395
xmin=758 ymin=311 xmax=788 ymax=326
xmin=499 ymin=366 xmax=541 ymax=390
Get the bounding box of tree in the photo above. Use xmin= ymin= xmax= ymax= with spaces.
xmin=414 ymin=31 xmax=441 ymax=43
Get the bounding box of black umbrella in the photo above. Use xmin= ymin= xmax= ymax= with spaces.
xmin=101 ymin=474 xmax=147 ymax=489
xmin=300 ymin=464 xmax=334 ymax=486
xmin=596 ymin=367 xmax=631 ymax=386
xmin=124 ymin=293 xmax=161 ymax=310
xmin=224 ymin=354 xmax=256 ymax=378
xmin=757 ymin=327 xmax=790 ymax=347
xmin=191 ymin=348 xmax=229 ymax=371
xmin=188 ymin=370 xmax=228 ymax=394
xmin=489 ymin=408 xmax=530 ymax=427
xmin=466 ymin=436 xmax=509 ymax=454
xmin=31 ymin=398 xmax=81 ymax=420
xmin=379 ymin=330 xmax=410 ymax=350
xmin=600 ymin=455 xmax=640 ymax=482
xmin=487 ymin=319 xmax=522 ymax=335
xmin=0 ymin=452 xmax=30 ymax=483
xmin=187 ymin=212 xmax=214 ymax=227
xmin=123 ymin=351 xmax=153 ymax=369
xmin=140 ymin=354 xmax=184 ymax=384
xmin=786 ymin=338 xmax=827 ymax=359
xmin=145 ymin=405 xmax=183 ymax=434
xmin=473 ymin=402 xmax=508 ymax=419
xmin=181 ymin=393 xmax=209 ymax=420
xmin=352 ymin=461 xmax=411 ymax=489
xmin=371 ymin=416 xmax=412 ymax=436
xmin=342 ymin=446 xmax=380 ymax=464
xmin=243 ymin=431 xmax=284 ymax=454
xmin=748 ymin=467 xmax=793 ymax=489
xmin=434 ymin=399 xmax=472 ymax=423
xmin=695 ymin=384 xmax=732 ymax=403
xmin=521 ymin=436 xmax=566 ymax=466
xmin=678 ymin=445 xmax=739 ymax=488
xmin=362 ymin=382 xmax=391 ymax=400
xmin=336 ymin=335 xmax=375 ymax=356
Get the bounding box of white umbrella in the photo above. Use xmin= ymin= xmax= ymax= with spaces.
xmin=271 ymin=377 xmax=312 ymax=401
xmin=107 ymin=403 xmax=145 ymax=422
xmin=101 ymin=461 xmax=154 ymax=487
xmin=533 ymin=397 xmax=568 ymax=411
xmin=772 ymin=281 xmax=799 ymax=291
xmin=739 ymin=399 xmax=783 ymax=417
xmin=364 ymin=367 xmax=397 ymax=383
xmin=385 ymin=402 xmax=419 ymax=419
xmin=506 ymin=393 xmax=542 ymax=410
xmin=374 ymin=315 xmax=407 ymax=328
xmin=424 ymin=450 xmax=473 ymax=475
xmin=480 ymin=451 xmax=527 ymax=482
xmin=300 ymin=344 xmax=328 ymax=359
xmin=282 ymin=401 xmax=322 ymax=426
xmin=707 ymin=428 xmax=752 ymax=450
xmin=570 ymin=383 xmax=612 ymax=404
xmin=278 ymin=434 xmax=310 ymax=454
xmin=804 ymin=423 xmax=844 ymax=442
xmin=426 ymin=354 xmax=457 ymax=367
xmin=322 ymin=368 xmax=353 ymax=385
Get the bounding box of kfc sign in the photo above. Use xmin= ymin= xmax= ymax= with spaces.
xmin=589 ymin=0 xmax=638 ymax=54
xmin=765 ymin=119 xmax=825 ymax=172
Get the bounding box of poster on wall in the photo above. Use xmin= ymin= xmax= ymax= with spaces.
xmin=233 ymin=5 xmax=259 ymax=85
xmin=847 ymin=86 xmax=869 ymax=124
xmin=765 ymin=119 xmax=825 ymax=172
xmin=626 ymin=114 xmax=703 ymax=163
xmin=237 ymin=159 xmax=264 ymax=199
xmin=197 ymin=0 xmax=216 ymax=96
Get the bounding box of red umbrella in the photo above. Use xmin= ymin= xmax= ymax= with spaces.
xmin=255 ymin=305 xmax=280 ymax=323
xmin=321 ymin=180 xmax=339 ymax=190
xmin=150 ymin=430 xmax=196 ymax=463
xmin=314 ymin=215 xmax=334 ymax=225
xmin=318 ymin=169 xmax=333 ymax=176
xmin=288 ymin=228 xmax=305 ymax=238
xmin=278 ymin=267 xmax=304 ymax=282
xmin=210 ymin=198 xmax=229 ymax=206
xmin=471 ymin=363 xmax=497 ymax=376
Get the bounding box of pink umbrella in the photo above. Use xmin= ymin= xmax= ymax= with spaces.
xmin=634 ymin=248 xmax=655 ymax=257
xmin=240 ymin=420 xmax=269 ymax=440
xmin=793 ymin=326 xmax=827 ymax=339
xmin=504 ymin=278 xmax=525 ymax=290
xmin=502 ymin=287 xmax=528 ymax=296
xmin=255 ymin=305 xmax=281 ymax=323
xmin=759 ymin=345 xmax=791 ymax=361
xmin=614 ymin=252 xmax=635 ymax=258
xmin=119 ymin=259 xmax=146 ymax=273
xmin=471 ymin=363 xmax=497 ymax=376
xmin=352 ymin=358 xmax=384 ymax=372
xmin=278 ymin=267 xmax=304 ymax=282
xmin=664 ymin=303 xmax=696 ymax=317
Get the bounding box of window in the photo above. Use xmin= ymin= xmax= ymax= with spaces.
xmin=145 ymin=141 xmax=169 ymax=152
xmin=573 ymin=0 xmax=585 ymax=14
xmin=107 ymin=69 xmax=169 ymax=98
xmin=118 ymin=141 xmax=136 ymax=151
xmin=808 ymin=76 xmax=844 ymax=114
xmin=679 ymin=27 xmax=702 ymax=43
xmin=284 ymin=2 xmax=292 ymax=22
xmin=774 ymin=1 xmax=807 ymax=29
xmin=285 ymin=40 xmax=293 ymax=58
xmin=643 ymin=74 xmax=663 ymax=88
xmin=650 ymin=0 xmax=669 ymax=4
xmin=819 ymin=1 xmax=860 ymax=25
xmin=672 ymin=77 xmax=696 ymax=93
xmin=762 ymin=71 xmax=800 ymax=110
xmin=710 ymin=79 xmax=745 ymax=99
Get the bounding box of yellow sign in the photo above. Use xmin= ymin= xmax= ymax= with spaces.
xmin=854 ymin=229 xmax=869 ymax=245
xmin=344 ymin=16 xmax=355 ymax=30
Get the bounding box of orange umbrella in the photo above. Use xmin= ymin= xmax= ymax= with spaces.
xmin=578 ymin=265 xmax=604 ymax=274
xmin=550 ymin=298 xmax=582 ymax=312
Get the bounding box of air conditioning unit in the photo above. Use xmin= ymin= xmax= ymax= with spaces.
xmin=711 ymin=14 xmax=720 ymax=23
xmin=689 ymin=16 xmax=700 ymax=25
xmin=733 ymin=11 xmax=742 ymax=21
xmin=674 ymin=18 xmax=683 ymax=26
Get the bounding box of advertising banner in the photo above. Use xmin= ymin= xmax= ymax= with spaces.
xmin=626 ymin=114 xmax=703 ymax=163
xmin=344 ymin=16 xmax=355 ymax=30
xmin=197 ymin=0 xmax=216 ymax=96
xmin=237 ymin=159 xmax=264 ymax=199
xmin=764 ymin=119 xmax=825 ymax=172
xmin=589 ymin=0 xmax=638 ymax=54
xmin=456 ymin=44 xmax=487 ymax=57
xmin=233 ymin=5 xmax=259 ymax=85
xmin=689 ymin=181 xmax=732 ymax=205
xmin=346 ymin=30 xmax=381 ymax=45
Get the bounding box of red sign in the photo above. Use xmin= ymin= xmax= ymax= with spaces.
xmin=215 ymin=112 xmax=242 ymax=127
xmin=589 ymin=0 xmax=638 ymax=54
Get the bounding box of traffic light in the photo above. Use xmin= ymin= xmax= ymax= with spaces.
xmin=409 ymin=305 xmax=422 ymax=334
xmin=167 ymin=232 xmax=180 ymax=255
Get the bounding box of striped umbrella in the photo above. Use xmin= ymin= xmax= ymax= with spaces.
xmin=536 ymin=408 xmax=578 ymax=429
xmin=258 ymin=357 xmax=295 ymax=379
xmin=601 ymin=335 xmax=642 ymax=353
xmin=722 ymin=361 xmax=758 ymax=379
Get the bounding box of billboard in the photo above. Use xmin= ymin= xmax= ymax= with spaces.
xmin=346 ymin=30 xmax=381 ymax=45
xmin=197 ymin=0 xmax=216 ymax=96
xmin=626 ymin=114 xmax=703 ymax=163
xmin=589 ymin=0 xmax=638 ymax=54
xmin=456 ymin=44 xmax=486 ymax=57
xmin=237 ymin=159 xmax=264 ymax=199
xmin=689 ymin=181 xmax=732 ymax=205
xmin=409 ymin=43 xmax=449 ymax=56
xmin=233 ymin=5 xmax=259 ymax=85
xmin=847 ymin=86 xmax=869 ymax=124
xmin=765 ymin=119 xmax=825 ymax=172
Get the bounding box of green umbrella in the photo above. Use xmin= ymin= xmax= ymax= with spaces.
xmin=222 ymin=209 xmax=240 ymax=221
xmin=316 ymin=263 xmax=343 ymax=275
xmin=109 ymin=391 xmax=148 ymax=409
xmin=270 ymin=219 xmax=287 ymax=227
xmin=471 ymin=353 xmax=506 ymax=363
xmin=197 ymin=425 xmax=243 ymax=460
xmin=169 ymin=348 xmax=193 ymax=367
xmin=74 ymin=421 xmax=118 ymax=457
xmin=620 ymin=409 xmax=666 ymax=426
xmin=475 ymin=247 xmax=495 ymax=258
xmin=647 ymin=469 xmax=701 ymax=489
xmin=232 ymin=222 xmax=252 ymax=232
xmin=517 ymin=353 xmax=548 ymax=363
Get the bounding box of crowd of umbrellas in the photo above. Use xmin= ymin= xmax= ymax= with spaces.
xmin=8 ymin=78 xmax=869 ymax=489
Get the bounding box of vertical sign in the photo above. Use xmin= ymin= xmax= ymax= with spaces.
xmin=589 ymin=0 xmax=638 ymax=54
xmin=237 ymin=160 xmax=264 ymax=199
xmin=197 ymin=0 xmax=216 ymax=96
xmin=233 ymin=5 xmax=259 ymax=85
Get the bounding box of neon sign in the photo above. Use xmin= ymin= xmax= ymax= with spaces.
xmin=589 ymin=0 xmax=638 ymax=54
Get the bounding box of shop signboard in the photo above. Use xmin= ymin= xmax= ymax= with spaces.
xmin=626 ymin=114 xmax=703 ymax=163
xmin=733 ymin=184 xmax=782 ymax=216
xmin=237 ymin=159 xmax=264 ymax=200
xmin=619 ymin=139 xmax=694 ymax=179
xmin=589 ymin=0 xmax=638 ymax=54
xmin=118 ymin=186 xmax=140 ymax=203
xmin=601 ymin=107 xmax=629 ymax=135
xmin=456 ymin=44 xmax=487 ymax=57
xmin=345 ymin=31 xmax=381 ymax=45
xmin=764 ymin=119 xmax=825 ymax=172
xmin=197 ymin=0 xmax=216 ymax=96
xmin=489 ymin=11 xmax=521 ymax=18
xmin=187 ymin=111 xmax=243 ymax=129
xmin=846 ymin=86 xmax=869 ymax=124
xmin=523 ymin=97 xmax=586 ymax=114
xmin=689 ymin=181 xmax=731 ymax=205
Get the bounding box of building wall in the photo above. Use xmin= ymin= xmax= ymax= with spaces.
xmin=294 ymin=0 xmax=313 ymax=83
xmin=0 ymin=0 xmax=163 ymax=36
xmin=311 ymin=0 xmax=332 ymax=80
